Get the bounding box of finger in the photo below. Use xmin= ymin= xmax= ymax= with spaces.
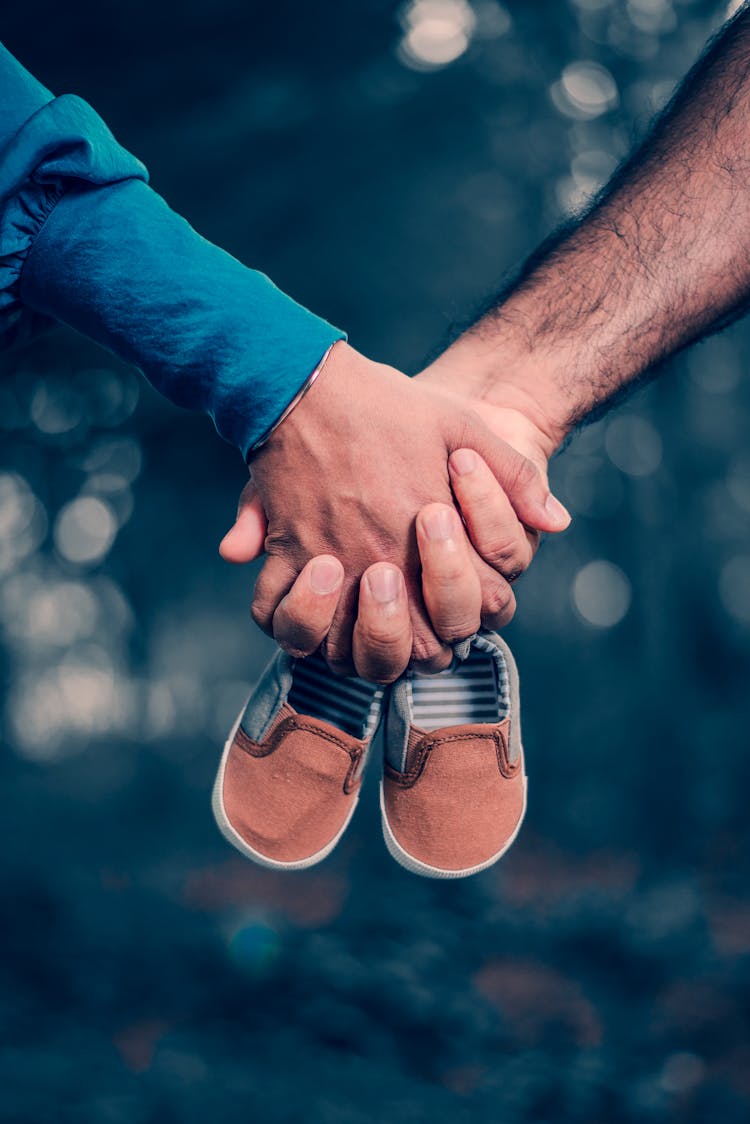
xmin=415 ymin=504 xmax=482 ymax=644
xmin=272 ymin=555 xmax=344 ymax=658
xmin=352 ymin=564 xmax=412 ymax=683
xmin=417 ymin=497 xmax=517 ymax=634
xmin=327 ymin=576 xmax=452 ymax=680
xmin=220 ymin=479 xmax=268 ymax=563
xmin=319 ymin=578 xmax=360 ymax=677
xmin=449 ymin=449 xmax=535 ymax=582
xmin=471 ymin=556 xmax=517 ymax=631
xmin=450 ymin=419 xmax=570 ymax=534
xmin=251 ymin=555 xmax=299 ymax=636
xmin=408 ymin=585 xmax=454 ymax=674
xmin=409 ymin=612 xmax=454 ymax=673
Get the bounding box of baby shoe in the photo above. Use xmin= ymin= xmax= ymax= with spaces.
xmin=381 ymin=631 xmax=526 ymax=878
xmin=213 ymin=649 xmax=383 ymax=870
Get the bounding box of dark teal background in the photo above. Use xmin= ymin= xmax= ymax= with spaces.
xmin=2 ymin=2 xmax=750 ymax=1121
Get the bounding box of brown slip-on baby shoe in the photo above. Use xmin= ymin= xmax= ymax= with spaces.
xmin=213 ymin=649 xmax=383 ymax=871
xmin=381 ymin=632 xmax=526 ymax=879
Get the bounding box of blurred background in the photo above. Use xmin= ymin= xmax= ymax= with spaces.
xmin=2 ymin=0 xmax=750 ymax=1120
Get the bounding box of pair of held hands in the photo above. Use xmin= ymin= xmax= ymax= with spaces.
xmin=220 ymin=341 xmax=570 ymax=683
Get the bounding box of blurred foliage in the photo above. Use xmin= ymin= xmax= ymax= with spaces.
xmin=2 ymin=1 xmax=750 ymax=1121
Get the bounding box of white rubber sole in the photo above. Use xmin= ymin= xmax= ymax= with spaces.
xmin=211 ymin=704 xmax=359 ymax=872
xmin=379 ymin=774 xmax=528 ymax=880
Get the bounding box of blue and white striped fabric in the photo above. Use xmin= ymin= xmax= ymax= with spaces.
xmin=286 ymin=634 xmax=509 ymax=740
xmin=409 ymin=639 xmax=509 ymax=732
xmin=287 ymin=651 xmax=384 ymax=740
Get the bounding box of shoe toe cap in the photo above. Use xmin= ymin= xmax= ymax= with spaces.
xmin=221 ymin=719 xmax=363 ymax=865
xmin=383 ymin=731 xmax=525 ymax=874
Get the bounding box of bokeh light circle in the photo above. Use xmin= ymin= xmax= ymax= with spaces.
xmin=398 ymin=0 xmax=476 ymax=70
xmin=54 ymin=497 xmax=118 ymax=566
xmin=573 ymin=560 xmax=632 ymax=627
xmin=605 ymin=415 xmax=663 ymax=477
xmin=552 ymin=61 xmax=619 ymax=120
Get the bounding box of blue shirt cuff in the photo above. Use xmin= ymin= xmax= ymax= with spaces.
xmin=20 ymin=177 xmax=346 ymax=458
xmin=0 ymin=90 xmax=148 ymax=348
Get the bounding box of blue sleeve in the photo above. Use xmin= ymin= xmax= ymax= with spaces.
xmin=0 ymin=43 xmax=345 ymax=459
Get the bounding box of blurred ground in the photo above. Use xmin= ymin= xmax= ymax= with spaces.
xmin=2 ymin=1 xmax=750 ymax=1121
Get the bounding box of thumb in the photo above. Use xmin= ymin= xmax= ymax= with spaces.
xmin=219 ymin=478 xmax=268 ymax=563
xmin=451 ymin=421 xmax=570 ymax=534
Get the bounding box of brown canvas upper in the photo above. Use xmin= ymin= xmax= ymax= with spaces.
xmin=383 ymin=717 xmax=524 ymax=872
xmin=222 ymin=703 xmax=367 ymax=863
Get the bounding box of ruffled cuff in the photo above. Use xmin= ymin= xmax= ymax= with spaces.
xmin=0 ymin=93 xmax=147 ymax=344
xmin=0 ymin=177 xmax=62 ymax=347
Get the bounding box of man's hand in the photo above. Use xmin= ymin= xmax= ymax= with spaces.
xmin=415 ymin=361 xmax=563 ymax=579
xmin=222 ymin=497 xmax=498 ymax=684
xmin=228 ymin=341 xmax=569 ymax=675
xmin=415 ymin=352 xmax=560 ymax=512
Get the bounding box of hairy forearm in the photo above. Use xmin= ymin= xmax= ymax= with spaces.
xmin=431 ymin=7 xmax=750 ymax=452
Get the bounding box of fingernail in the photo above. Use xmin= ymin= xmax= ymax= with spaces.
xmin=545 ymin=494 xmax=571 ymax=528
xmin=366 ymin=566 xmax=401 ymax=603
xmin=309 ymin=558 xmax=342 ymax=594
xmin=424 ymin=507 xmax=457 ymax=541
xmin=450 ymin=449 xmax=477 ymax=476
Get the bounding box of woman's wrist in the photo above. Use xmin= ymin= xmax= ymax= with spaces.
xmin=247 ymin=340 xmax=339 ymax=457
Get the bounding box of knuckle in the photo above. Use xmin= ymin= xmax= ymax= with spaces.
xmin=354 ymin=611 xmax=411 ymax=683
xmin=506 ymin=454 xmax=539 ymax=495
xmin=483 ymin=602 xmax=515 ymax=629
xmin=410 ymin=633 xmax=439 ymax=665
xmin=479 ymin=536 xmax=530 ymax=577
xmin=410 ymin=631 xmax=447 ymax=669
xmin=363 ymin=618 xmax=409 ymax=651
xmin=460 ymin=486 xmax=495 ymax=517
xmin=429 ymin=558 xmax=470 ymax=585
xmin=437 ymin=614 xmax=481 ymax=645
xmin=355 ymin=621 xmax=410 ymax=680
xmin=481 ymin=580 xmax=514 ymax=621
xmin=482 ymin=596 xmax=515 ymax=628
